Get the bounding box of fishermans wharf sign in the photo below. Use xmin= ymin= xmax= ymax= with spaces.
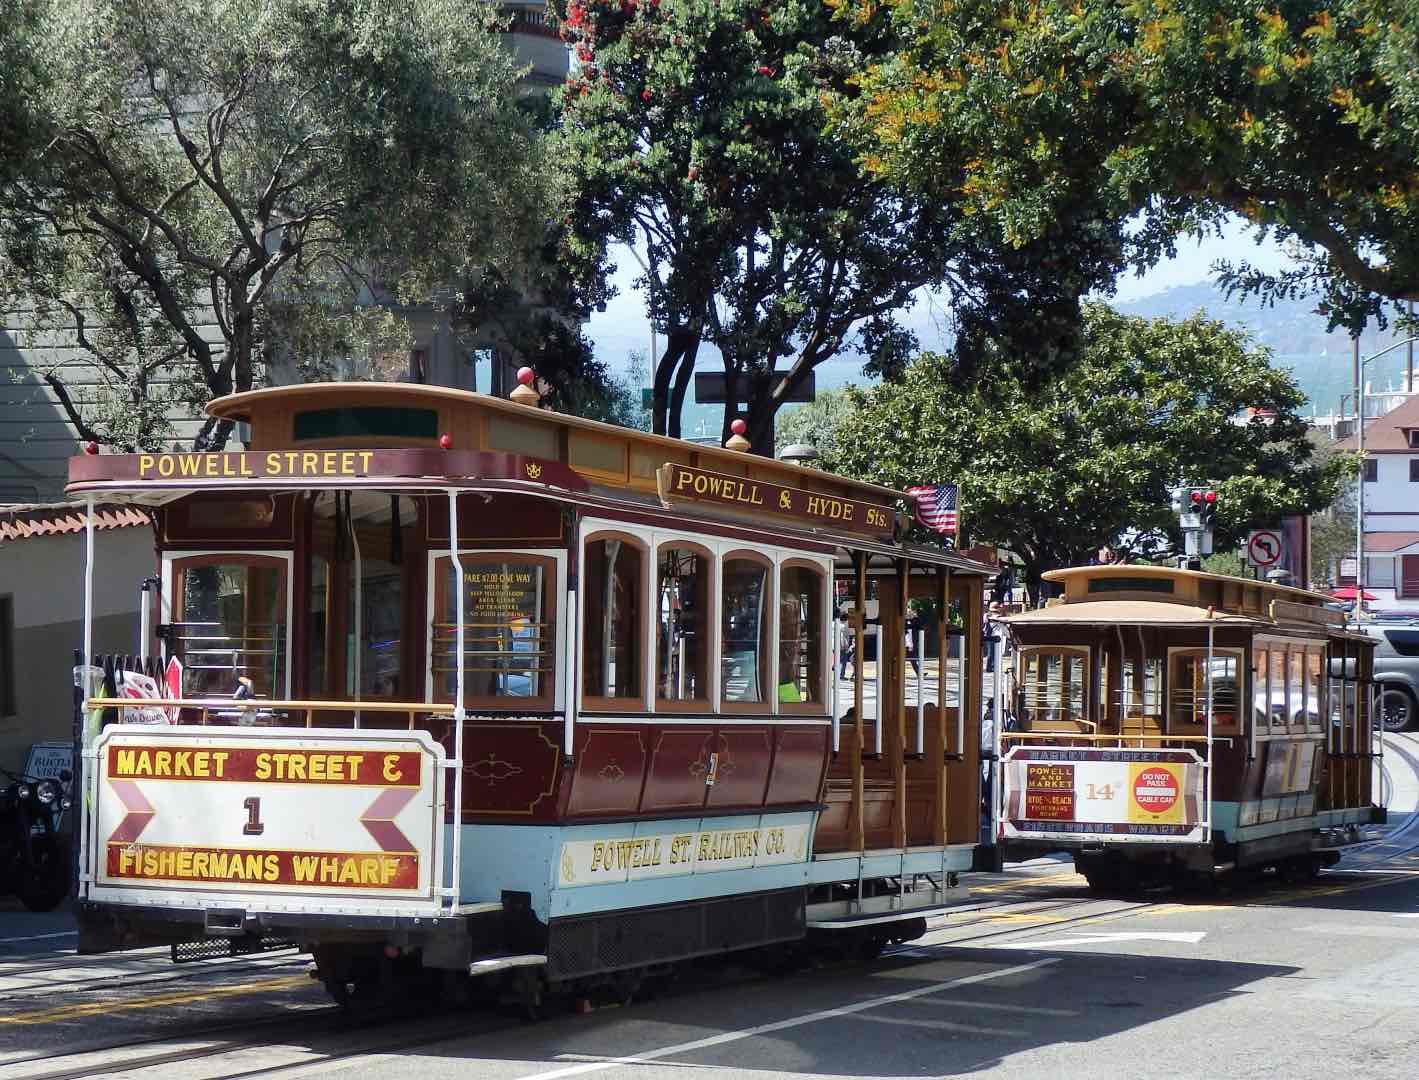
xmin=656 ymin=462 xmax=898 ymax=538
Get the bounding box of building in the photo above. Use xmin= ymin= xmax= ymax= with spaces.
xmin=0 ymin=504 xmax=152 ymax=772
xmin=1336 ymin=392 xmax=1419 ymax=609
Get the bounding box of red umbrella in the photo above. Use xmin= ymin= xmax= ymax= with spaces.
xmin=1330 ymin=586 xmax=1378 ymax=600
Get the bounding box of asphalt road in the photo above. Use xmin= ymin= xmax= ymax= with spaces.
xmin=4 ymin=736 xmax=1419 ymax=1080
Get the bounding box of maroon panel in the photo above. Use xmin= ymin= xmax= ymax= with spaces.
xmin=705 ymin=728 xmax=773 ymax=811
xmin=765 ymin=727 xmax=829 ymax=807
xmin=446 ymin=722 xmax=562 ymax=820
xmin=425 ymin=493 xmax=564 ymax=543
xmin=642 ymin=728 xmax=714 ymax=813
xmin=814 ymin=782 xmax=853 ymax=853
xmin=566 ymin=728 xmax=648 ymax=817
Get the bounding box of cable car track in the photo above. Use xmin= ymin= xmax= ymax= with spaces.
xmin=0 ymin=951 xmax=307 ymax=1003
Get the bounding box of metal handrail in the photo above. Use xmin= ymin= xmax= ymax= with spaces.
xmin=1002 ymin=730 xmax=1210 ymax=743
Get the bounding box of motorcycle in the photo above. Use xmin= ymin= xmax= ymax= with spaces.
xmin=1 ymin=768 xmax=72 ymax=911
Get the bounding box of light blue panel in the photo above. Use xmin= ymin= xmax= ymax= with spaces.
xmin=1212 ymin=801 xmax=1240 ymax=837
xmin=807 ymin=857 xmax=862 ymax=886
xmin=548 ymin=861 xmax=814 ymax=918
xmin=1232 ymin=818 xmax=1319 ymax=843
xmin=861 ymin=853 xmax=908 ymax=879
xmin=456 ymin=812 xmax=822 ymax=922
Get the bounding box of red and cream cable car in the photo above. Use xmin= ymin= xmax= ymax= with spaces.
xmin=68 ymin=381 xmax=993 ymax=1006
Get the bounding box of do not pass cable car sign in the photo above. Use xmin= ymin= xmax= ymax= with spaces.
xmin=91 ymin=728 xmax=445 ymax=913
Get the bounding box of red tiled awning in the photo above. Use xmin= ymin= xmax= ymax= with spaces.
xmin=1363 ymin=531 xmax=1419 ymax=553
xmin=0 ymin=503 xmax=148 ymax=545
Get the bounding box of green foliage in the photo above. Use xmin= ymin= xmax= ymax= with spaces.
xmin=554 ymin=0 xmax=1131 ymax=452
xmin=829 ymin=304 xmax=1349 ymax=594
xmin=774 ymin=387 xmax=860 ymax=461
xmin=838 ymin=0 xmax=1419 ymax=330
xmin=1201 ymin=549 xmax=1250 ymax=580
xmin=0 ymin=0 xmax=548 ymax=450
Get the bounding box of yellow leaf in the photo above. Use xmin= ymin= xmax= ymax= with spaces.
xmin=1020 ymin=77 xmax=1045 ymax=96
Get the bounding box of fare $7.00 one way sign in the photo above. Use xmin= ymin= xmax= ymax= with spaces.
xmin=92 ymin=728 xmax=443 ymax=907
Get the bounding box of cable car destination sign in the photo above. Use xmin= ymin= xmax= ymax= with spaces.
xmin=656 ymin=463 xmax=898 ymax=538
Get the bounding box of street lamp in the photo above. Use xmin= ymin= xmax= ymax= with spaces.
xmin=1355 ymin=334 xmax=1419 ymax=611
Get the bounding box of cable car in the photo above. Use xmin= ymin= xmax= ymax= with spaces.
xmin=987 ymin=565 xmax=1385 ymax=890
xmin=67 ymin=380 xmax=993 ymax=1008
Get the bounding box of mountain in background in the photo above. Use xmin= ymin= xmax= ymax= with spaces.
xmin=1116 ymin=282 xmax=1417 ymax=416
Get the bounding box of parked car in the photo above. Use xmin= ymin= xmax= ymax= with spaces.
xmin=1358 ymin=623 xmax=1419 ymax=732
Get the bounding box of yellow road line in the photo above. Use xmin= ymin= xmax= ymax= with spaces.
xmin=971 ymin=871 xmax=1083 ymax=894
xmin=0 ymin=974 xmax=309 ymax=1026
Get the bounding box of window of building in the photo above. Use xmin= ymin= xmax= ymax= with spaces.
xmin=778 ymin=563 xmax=826 ymax=709
xmin=0 ymin=595 xmax=14 ymax=717
xmin=1363 ymin=458 xmax=1378 ymax=483
xmin=1408 ymin=429 xmax=1419 ymax=449
xmin=657 ymin=545 xmax=711 ymax=706
xmin=171 ymin=556 xmax=288 ymax=698
xmin=582 ymin=536 xmax=645 ymax=705
xmin=1167 ymin=649 xmax=1241 ymax=734
xmin=721 ymin=553 xmax=771 ymax=707
xmin=432 ymin=554 xmax=555 ymax=706
xmin=1409 ymin=458 xmax=1419 ymax=482
xmin=1020 ymin=647 xmax=1089 ymax=727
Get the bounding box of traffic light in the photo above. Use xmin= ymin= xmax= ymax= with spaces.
xmin=1200 ymin=489 xmax=1218 ymax=528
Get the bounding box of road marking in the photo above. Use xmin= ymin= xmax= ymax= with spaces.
xmin=0 ymin=974 xmax=308 ymax=1025
xmin=846 ymin=1013 xmax=1016 ymax=1036
xmin=518 ymin=959 xmax=1057 ymax=1080
xmin=917 ymin=997 xmax=1076 ymax=1016
xmin=0 ymin=932 xmax=76 ymax=945
xmin=999 ymin=931 xmax=1207 ymax=950
xmin=971 ymin=872 xmax=1082 ymax=894
xmin=1390 ymin=913 xmax=1419 ymax=919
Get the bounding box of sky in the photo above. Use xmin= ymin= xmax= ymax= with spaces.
xmin=584 ymin=216 xmax=1300 ymax=381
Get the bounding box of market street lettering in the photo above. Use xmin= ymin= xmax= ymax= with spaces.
xmin=657 ymin=463 xmax=896 ymax=538
xmin=136 ymin=451 xmax=375 ymax=480
xmin=107 ymin=745 xmax=420 ymax=786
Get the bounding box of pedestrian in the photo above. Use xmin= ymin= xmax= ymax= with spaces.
xmin=905 ymin=625 xmax=921 ymax=677
xmin=838 ymin=624 xmax=854 ymax=680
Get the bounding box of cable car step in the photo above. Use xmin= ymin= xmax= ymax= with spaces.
xmin=171 ymin=935 xmax=297 ymax=963
xmin=806 ymin=889 xmax=975 ymax=929
xmin=468 ymin=953 xmax=548 ymax=977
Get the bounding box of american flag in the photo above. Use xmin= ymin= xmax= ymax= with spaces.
xmin=906 ymin=483 xmax=959 ymax=542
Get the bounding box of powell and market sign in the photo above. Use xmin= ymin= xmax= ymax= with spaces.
xmin=656 ymin=463 xmax=898 ymax=539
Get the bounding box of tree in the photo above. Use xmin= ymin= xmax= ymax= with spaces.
xmin=554 ymin=0 xmax=1132 ymax=453
xmin=0 ymin=0 xmax=548 ymax=450
xmin=829 ymin=304 xmax=1349 ymax=603
xmin=834 ymin=0 xmax=1419 ymax=331
xmin=774 ymin=386 xmax=857 ymax=461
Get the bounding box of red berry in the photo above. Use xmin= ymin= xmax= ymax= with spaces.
xmin=756 ymin=65 xmax=771 ymax=76
xmin=687 ymin=167 xmax=698 ymax=180
xmin=641 ymin=89 xmax=652 ymax=102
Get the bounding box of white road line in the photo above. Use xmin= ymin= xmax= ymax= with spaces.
xmin=520 ymin=959 xmax=1056 ymax=1080
xmin=0 ymin=931 xmax=76 ymax=945
xmin=917 ymin=997 xmax=1076 ymax=1016
xmin=845 ymin=1013 xmax=1016 ymax=1036
xmin=997 ymin=931 xmax=1206 ymax=950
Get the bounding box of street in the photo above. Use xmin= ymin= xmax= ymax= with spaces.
xmin=3 ymin=734 xmax=1419 ymax=1080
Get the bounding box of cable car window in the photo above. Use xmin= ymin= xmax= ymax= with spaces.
xmin=1020 ymin=648 xmax=1088 ymax=727
xmin=1287 ymin=647 xmax=1306 ymax=732
xmin=171 ymin=556 xmax=287 ymax=699
xmin=307 ymin=553 xmax=330 ymax=696
xmin=1270 ymin=649 xmax=1289 ymax=732
xmin=657 ymin=545 xmax=711 ymax=705
xmin=1253 ymin=645 xmax=1269 ymax=735
xmin=1167 ymin=649 xmax=1241 ymax=735
xmin=1306 ymin=648 xmax=1325 ymax=732
xmin=721 ymin=554 xmax=771 ymax=707
xmin=778 ymin=563 xmax=825 ymax=709
xmin=432 ymin=555 xmax=555 ymax=707
xmin=1121 ymin=658 xmax=1163 ymax=724
xmin=582 ymin=536 xmax=644 ymax=705
xmin=352 ymin=557 xmax=402 ymax=699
